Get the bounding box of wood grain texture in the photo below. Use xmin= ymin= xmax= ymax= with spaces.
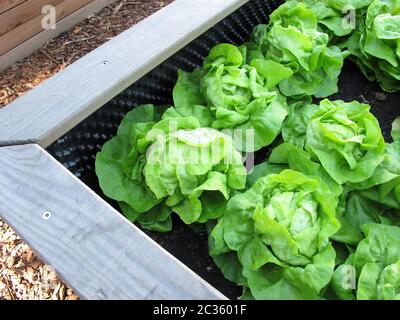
xmin=0 ymin=0 xmax=94 ymax=56
xmin=0 ymin=0 xmax=64 ymax=36
xmin=0 ymin=144 xmax=227 ymax=300
xmin=0 ymin=0 xmax=248 ymax=148
xmin=0 ymin=0 xmax=117 ymax=73
xmin=0 ymin=0 xmax=26 ymax=14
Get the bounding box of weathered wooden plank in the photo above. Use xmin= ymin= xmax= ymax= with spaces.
xmin=0 ymin=0 xmax=94 ymax=56
xmin=0 ymin=0 xmax=248 ymax=148
xmin=0 ymin=0 xmax=26 ymax=14
xmin=0 ymin=0 xmax=117 ymax=73
xmin=0 ymin=144 xmax=227 ymax=300
xmin=0 ymin=0 xmax=64 ymax=36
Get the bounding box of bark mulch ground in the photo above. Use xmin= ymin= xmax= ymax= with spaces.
xmin=0 ymin=0 xmax=174 ymax=300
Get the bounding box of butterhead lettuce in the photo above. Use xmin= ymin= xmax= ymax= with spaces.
xmin=282 ymin=99 xmax=386 ymax=184
xmin=247 ymin=1 xmax=348 ymax=98
xmin=174 ymin=43 xmax=289 ymax=152
xmin=95 ymin=104 xmax=174 ymax=231
xmin=219 ymin=167 xmax=340 ymax=299
xmin=96 ymin=104 xmax=247 ymax=229
xmin=305 ymin=99 xmax=385 ymax=184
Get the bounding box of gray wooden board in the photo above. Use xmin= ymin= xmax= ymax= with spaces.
xmin=0 ymin=144 xmax=227 ymax=300
xmin=0 ymin=0 xmax=118 ymax=73
xmin=0 ymin=0 xmax=248 ymax=148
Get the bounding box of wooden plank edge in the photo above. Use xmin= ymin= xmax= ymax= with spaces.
xmin=0 ymin=0 xmax=249 ymax=148
xmin=0 ymin=0 xmax=117 ymax=73
xmin=0 ymin=0 xmax=27 ymax=15
xmin=0 ymin=144 xmax=228 ymax=300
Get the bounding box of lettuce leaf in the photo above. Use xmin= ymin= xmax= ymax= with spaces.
xmin=331 ymin=224 xmax=400 ymax=300
xmin=95 ymin=104 xmax=166 ymax=215
xmin=344 ymin=0 xmax=400 ymax=92
xmin=392 ymin=117 xmax=400 ymax=141
xmin=297 ymin=0 xmax=373 ymax=37
xmin=333 ymin=189 xmax=400 ymax=246
xmin=281 ymin=97 xmax=316 ymax=149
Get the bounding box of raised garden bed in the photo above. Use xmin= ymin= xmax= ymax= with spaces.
xmin=1 ymin=0 xmax=399 ymax=300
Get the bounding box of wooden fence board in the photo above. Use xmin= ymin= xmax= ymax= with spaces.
xmin=0 ymin=0 xmax=64 ymax=36
xmin=0 ymin=0 xmax=27 ymax=14
xmin=0 ymin=0 xmax=94 ymax=56
xmin=0 ymin=0 xmax=117 ymax=73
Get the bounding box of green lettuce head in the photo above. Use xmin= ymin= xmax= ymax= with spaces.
xmin=332 ymin=224 xmax=400 ymax=300
xmin=304 ymin=99 xmax=385 ymax=184
xmin=248 ymin=1 xmax=348 ymax=98
xmin=345 ymin=0 xmax=400 ymax=92
xmin=96 ymin=105 xmax=247 ymax=230
xmin=221 ymin=167 xmax=340 ymax=299
xmin=173 ymin=43 xmax=289 ymax=152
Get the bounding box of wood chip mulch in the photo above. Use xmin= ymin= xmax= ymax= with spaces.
xmin=0 ymin=0 xmax=174 ymax=300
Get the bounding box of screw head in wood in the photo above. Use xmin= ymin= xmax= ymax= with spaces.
xmin=42 ymin=211 xmax=52 ymax=220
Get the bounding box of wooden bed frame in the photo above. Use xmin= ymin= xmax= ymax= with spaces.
xmin=0 ymin=0 xmax=249 ymax=300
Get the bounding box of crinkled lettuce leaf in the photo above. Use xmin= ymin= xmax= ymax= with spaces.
xmin=282 ymin=97 xmax=317 ymax=149
xmin=208 ymin=218 xmax=247 ymax=286
xmin=331 ymin=224 xmax=400 ymax=300
xmin=173 ymin=69 xmax=213 ymax=127
xmin=333 ymin=189 xmax=400 ymax=246
xmin=296 ymin=0 xmax=373 ymax=37
xmin=95 ymin=104 xmax=168 ymax=231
